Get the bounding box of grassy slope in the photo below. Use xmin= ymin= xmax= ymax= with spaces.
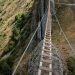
xmin=0 ymin=0 xmax=35 ymax=75
xmin=0 ymin=0 xmax=34 ymax=51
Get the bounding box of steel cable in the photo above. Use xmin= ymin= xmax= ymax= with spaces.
xmin=12 ymin=12 xmax=47 ymax=75
xmin=54 ymin=12 xmax=75 ymax=56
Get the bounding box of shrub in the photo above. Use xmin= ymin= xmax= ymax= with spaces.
xmin=67 ymin=57 xmax=75 ymax=75
xmin=0 ymin=61 xmax=11 ymax=75
xmin=3 ymin=12 xmax=32 ymax=54
xmin=15 ymin=13 xmax=32 ymax=29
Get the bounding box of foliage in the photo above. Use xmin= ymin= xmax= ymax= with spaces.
xmin=67 ymin=57 xmax=75 ymax=75
xmin=0 ymin=19 xmax=4 ymax=27
xmin=0 ymin=60 xmax=11 ymax=75
xmin=55 ymin=5 xmax=66 ymax=19
xmin=0 ymin=0 xmax=6 ymax=6
xmin=0 ymin=33 xmax=5 ymax=41
xmin=15 ymin=13 xmax=32 ymax=29
xmin=2 ymin=12 xmax=32 ymax=55
xmin=11 ymin=12 xmax=32 ymax=44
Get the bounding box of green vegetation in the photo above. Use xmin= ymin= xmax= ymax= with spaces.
xmin=2 ymin=12 xmax=32 ymax=55
xmin=0 ymin=0 xmax=35 ymax=75
xmin=0 ymin=19 xmax=4 ymax=27
xmin=0 ymin=60 xmax=11 ymax=75
xmin=0 ymin=0 xmax=6 ymax=5
xmin=55 ymin=3 xmax=67 ymax=19
xmin=0 ymin=12 xmax=32 ymax=75
xmin=0 ymin=0 xmax=6 ymax=14
xmin=0 ymin=34 xmax=5 ymax=40
xmin=11 ymin=12 xmax=32 ymax=48
xmin=67 ymin=57 xmax=75 ymax=75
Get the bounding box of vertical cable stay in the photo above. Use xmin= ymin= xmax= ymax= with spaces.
xmin=54 ymin=12 xmax=75 ymax=56
xmin=12 ymin=12 xmax=47 ymax=75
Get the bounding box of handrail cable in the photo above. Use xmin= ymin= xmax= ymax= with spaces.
xmin=54 ymin=12 xmax=75 ymax=56
xmin=12 ymin=12 xmax=47 ymax=75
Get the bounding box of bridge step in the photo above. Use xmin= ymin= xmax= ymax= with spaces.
xmin=41 ymin=59 xmax=52 ymax=64
xmin=44 ymin=44 xmax=50 ymax=47
xmin=44 ymin=38 xmax=51 ymax=42
xmin=45 ymin=33 xmax=51 ymax=35
xmin=45 ymin=41 xmax=51 ymax=44
xmin=43 ymin=49 xmax=50 ymax=52
xmin=44 ymin=46 xmax=50 ymax=50
xmin=42 ymin=53 xmax=50 ymax=57
xmin=45 ymin=42 xmax=50 ymax=45
xmin=46 ymin=32 xmax=51 ymax=34
xmin=45 ymin=35 xmax=51 ymax=37
xmin=45 ymin=37 xmax=50 ymax=39
xmin=39 ymin=66 xmax=52 ymax=72
xmin=44 ymin=51 xmax=50 ymax=55
xmin=46 ymin=33 xmax=51 ymax=35
xmin=43 ymin=50 xmax=51 ymax=55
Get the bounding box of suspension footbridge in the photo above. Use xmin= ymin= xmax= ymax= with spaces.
xmin=12 ymin=0 xmax=75 ymax=75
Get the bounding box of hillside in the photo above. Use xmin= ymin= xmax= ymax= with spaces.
xmin=0 ymin=0 xmax=75 ymax=75
xmin=0 ymin=0 xmax=36 ymax=75
xmin=52 ymin=0 xmax=75 ymax=74
xmin=52 ymin=0 xmax=75 ymax=60
xmin=0 ymin=0 xmax=34 ymax=52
